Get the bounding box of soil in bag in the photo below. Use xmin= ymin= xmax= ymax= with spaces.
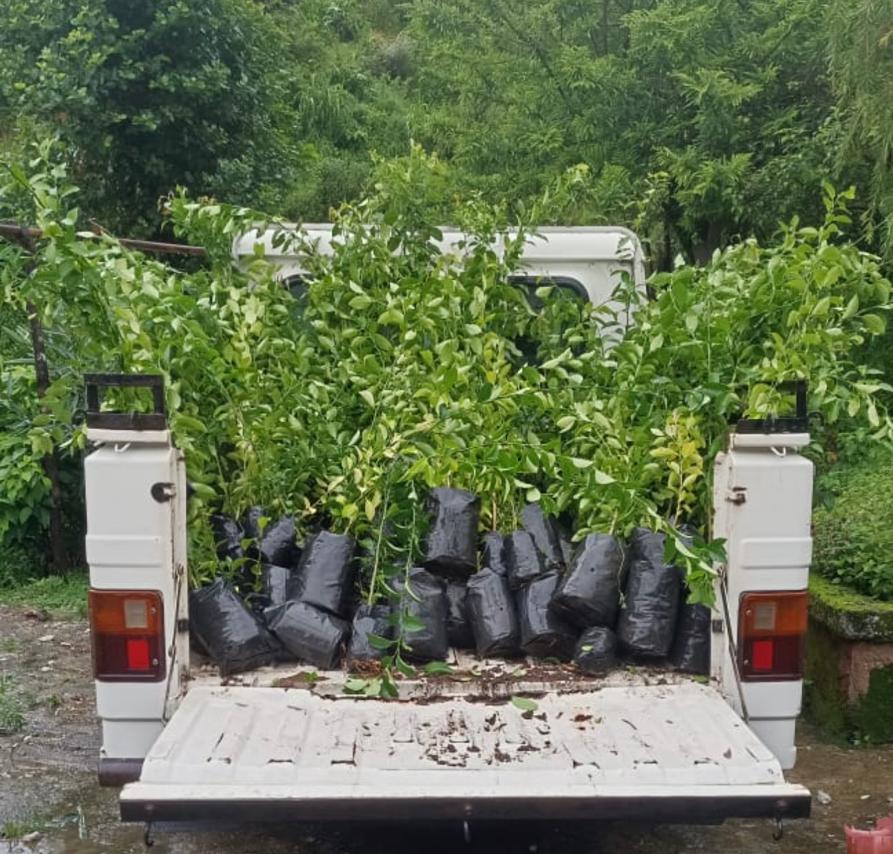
xmin=446 ymin=581 xmax=474 ymax=649
xmin=573 ymin=626 xmax=618 ymax=675
xmin=550 ymin=533 xmax=626 ymax=629
xmin=517 ymin=573 xmax=577 ymax=660
xmin=257 ymin=515 xmax=299 ymax=568
xmin=265 ymin=600 xmax=349 ymax=670
xmin=616 ymin=528 xmax=683 ymax=659
xmin=398 ymin=567 xmax=449 ymax=662
xmin=521 ymin=503 xmax=565 ymax=572
xmin=347 ymin=602 xmax=393 ymax=663
xmin=189 ymin=578 xmax=281 ymax=675
xmin=210 ymin=514 xmax=244 ymax=562
xmin=505 ymin=530 xmax=547 ymax=590
xmin=424 ymin=487 xmax=480 ymax=577
xmin=671 ymin=601 xmax=710 ymax=674
xmin=289 ymin=530 xmax=356 ymax=616
xmin=481 ymin=531 xmax=509 ymax=576
xmin=466 ymin=568 xmax=520 ymax=658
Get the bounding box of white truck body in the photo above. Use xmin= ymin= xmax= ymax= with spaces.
xmin=84 ymin=227 xmax=812 ymax=828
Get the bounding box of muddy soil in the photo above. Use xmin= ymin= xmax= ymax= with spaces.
xmin=1 ymin=605 xmax=891 ymax=853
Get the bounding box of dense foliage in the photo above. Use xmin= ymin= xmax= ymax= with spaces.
xmin=814 ymin=447 xmax=893 ymax=600
xmin=2 ymin=0 xmax=893 ymax=605
xmin=0 ymin=0 xmax=889 ymax=264
xmin=3 ymin=146 xmax=892 ymax=607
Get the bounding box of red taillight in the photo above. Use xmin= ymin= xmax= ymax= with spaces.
xmin=89 ymin=590 xmax=165 ymax=682
xmin=738 ymin=591 xmax=808 ymax=681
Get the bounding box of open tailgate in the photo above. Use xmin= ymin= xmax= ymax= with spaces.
xmin=120 ymin=681 xmax=810 ymax=823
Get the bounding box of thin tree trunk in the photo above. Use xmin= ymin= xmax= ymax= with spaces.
xmin=26 ymin=295 xmax=68 ymax=573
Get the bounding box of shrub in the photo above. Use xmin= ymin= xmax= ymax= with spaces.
xmin=813 ymin=450 xmax=893 ymax=600
xmin=3 ymin=141 xmax=893 ymax=613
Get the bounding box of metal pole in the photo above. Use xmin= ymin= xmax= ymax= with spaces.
xmin=0 ymin=222 xmax=206 ymax=257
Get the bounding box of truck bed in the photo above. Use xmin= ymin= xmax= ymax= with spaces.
xmin=121 ymin=655 xmax=810 ymax=824
xmin=187 ymin=651 xmax=697 ymax=699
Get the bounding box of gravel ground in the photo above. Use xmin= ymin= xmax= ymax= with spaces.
xmin=1 ymin=605 xmax=891 ymax=853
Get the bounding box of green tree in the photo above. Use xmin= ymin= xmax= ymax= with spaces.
xmin=406 ymin=0 xmax=834 ymax=265
xmin=0 ymin=0 xmax=290 ymax=233
xmin=828 ymin=0 xmax=893 ymax=256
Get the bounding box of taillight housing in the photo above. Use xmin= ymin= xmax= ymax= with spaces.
xmin=738 ymin=590 xmax=808 ymax=681
xmin=89 ymin=590 xmax=165 ymax=682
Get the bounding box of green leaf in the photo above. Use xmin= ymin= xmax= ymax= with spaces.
xmin=812 ymin=296 xmax=831 ymax=317
xmin=377 ymin=308 xmax=404 ymax=326
xmin=349 ymin=294 xmax=373 ymax=310
xmin=511 ymin=696 xmax=538 ymax=713
xmin=422 ymin=661 xmax=453 ymax=674
xmin=842 ymin=294 xmax=859 ymax=320
xmin=189 ymin=482 xmax=217 ymax=500
xmin=593 ymin=469 xmax=615 ymax=485
xmin=402 ymin=614 xmax=426 ymax=633
xmin=863 ymin=313 xmax=886 ymax=335
xmin=367 ymin=633 xmax=393 ymax=651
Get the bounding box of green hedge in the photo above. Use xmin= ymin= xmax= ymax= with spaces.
xmin=813 ymin=451 xmax=893 ymax=601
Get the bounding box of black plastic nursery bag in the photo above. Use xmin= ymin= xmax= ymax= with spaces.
xmin=290 ymin=530 xmax=356 ymax=616
xmin=445 ymin=581 xmax=474 ymax=649
xmin=265 ymin=600 xmax=349 ymax=670
xmin=573 ymin=626 xmax=618 ymax=675
xmin=466 ymin=568 xmax=520 ymax=657
xmin=347 ymin=603 xmax=393 ymax=662
xmin=424 ymin=487 xmax=480 ymax=576
xmin=521 ymin=503 xmax=565 ymax=571
xmin=258 ymin=515 xmax=299 ymax=567
xmin=210 ymin=514 xmax=244 ymax=562
xmin=400 ymin=566 xmax=449 ymax=662
xmin=505 ymin=530 xmax=547 ymax=590
xmin=481 ymin=531 xmax=508 ymax=576
xmin=615 ymin=528 xmax=682 ymax=658
xmin=550 ymin=533 xmax=625 ymax=629
xmin=189 ymin=578 xmax=281 ymax=675
xmin=670 ymin=601 xmax=711 ymax=674
xmin=517 ymin=572 xmax=577 ymax=660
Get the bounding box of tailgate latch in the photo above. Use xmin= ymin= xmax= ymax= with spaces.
xmin=151 ymin=482 xmax=175 ymax=503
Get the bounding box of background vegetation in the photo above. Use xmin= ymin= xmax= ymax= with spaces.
xmin=1 ymin=0 xmax=892 ymax=602
xmin=0 ymin=0 xmax=891 ymax=262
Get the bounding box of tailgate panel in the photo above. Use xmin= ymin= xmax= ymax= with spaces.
xmin=121 ymin=682 xmax=810 ymax=823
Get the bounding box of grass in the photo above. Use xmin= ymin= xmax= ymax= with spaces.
xmin=0 ymin=673 xmax=25 ymax=735
xmin=0 ymin=572 xmax=88 ymax=617
xmin=0 ymin=818 xmax=43 ymax=840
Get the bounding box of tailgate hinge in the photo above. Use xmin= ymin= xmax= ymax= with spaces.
xmin=726 ymin=486 xmax=747 ymax=505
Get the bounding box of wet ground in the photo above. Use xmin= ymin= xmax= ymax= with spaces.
xmin=1 ymin=605 xmax=891 ymax=853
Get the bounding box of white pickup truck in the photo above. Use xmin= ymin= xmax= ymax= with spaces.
xmin=83 ymin=227 xmax=812 ymax=836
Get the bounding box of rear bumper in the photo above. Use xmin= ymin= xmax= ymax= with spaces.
xmin=120 ymin=784 xmax=811 ymax=824
xmin=99 ymin=758 xmax=144 ymax=786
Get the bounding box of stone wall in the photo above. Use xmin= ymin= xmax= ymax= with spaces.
xmin=804 ymin=575 xmax=893 ymax=743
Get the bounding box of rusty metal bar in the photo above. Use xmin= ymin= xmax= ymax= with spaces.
xmin=0 ymin=222 xmax=206 ymax=257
